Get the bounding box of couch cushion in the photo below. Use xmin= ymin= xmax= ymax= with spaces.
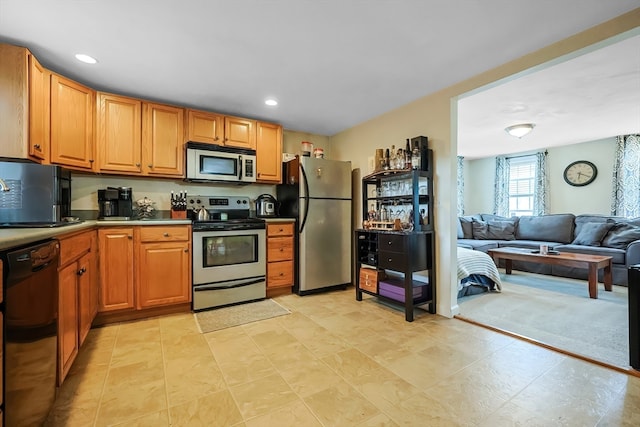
xmin=571 ymin=222 xmax=614 ymax=246
xmin=472 ymin=219 xmax=516 ymax=240
xmin=459 ymin=217 xmax=475 ymax=239
xmin=574 ymin=214 xmax=621 ymax=237
xmin=602 ymin=223 xmax=640 ymax=249
xmin=456 ymin=238 xmax=499 ymax=252
xmin=480 ymin=214 xmax=510 ymax=222
xmin=624 ymin=217 xmax=640 ymax=227
xmin=498 ymin=240 xmax=563 ymax=250
xmin=554 ymin=244 xmax=626 ymax=264
xmin=456 ymin=219 xmax=464 ymax=239
xmin=515 ymin=214 xmax=575 ymax=243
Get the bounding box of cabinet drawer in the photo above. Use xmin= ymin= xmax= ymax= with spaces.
xmin=59 ymin=231 xmax=93 ymax=266
xmin=138 ymin=226 xmax=190 ymax=242
xmin=378 ymin=234 xmax=405 ymax=252
xmin=267 ymin=260 xmax=294 ymax=287
xmin=267 ymin=222 xmax=294 ymax=237
xmin=267 ymin=237 xmax=293 ymax=261
xmin=359 ymin=268 xmax=385 ymax=293
xmin=378 ymin=250 xmax=406 ymax=272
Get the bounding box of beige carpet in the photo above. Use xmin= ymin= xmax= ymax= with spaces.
xmin=195 ymin=299 xmax=290 ymax=333
xmin=457 ymin=272 xmax=629 ymax=369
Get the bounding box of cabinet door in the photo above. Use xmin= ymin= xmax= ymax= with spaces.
xmin=142 ymin=102 xmax=184 ymax=177
xmin=256 ymin=122 xmax=282 ymax=183
xmin=58 ymin=261 xmax=79 ymax=385
xmin=137 ymin=241 xmax=190 ymax=309
xmin=186 ymin=109 xmax=223 ymax=145
xmin=224 ymin=116 xmax=256 ymax=149
xmin=98 ymin=228 xmax=135 ymax=312
xmin=50 ymin=74 xmax=95 ymax=170
xmin=97 ymin=93 xmax=142 ymax=173
xmin=77 ymin=251 xmax=95 ymax=347
xmin=28 ymin=53 xmax=50 ymax=162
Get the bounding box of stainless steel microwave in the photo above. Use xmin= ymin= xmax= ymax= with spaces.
xmin=185 ymin=142 xmax=257 ymax=184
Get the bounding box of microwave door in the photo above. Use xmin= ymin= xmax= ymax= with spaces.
xmin=238 ymin=155 xmax=243 ymax=181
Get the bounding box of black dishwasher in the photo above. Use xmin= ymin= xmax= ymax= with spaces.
xmin=2 ymin=239 xmax=59 ymax=426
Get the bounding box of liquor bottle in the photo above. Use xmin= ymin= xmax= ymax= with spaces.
xmin=405 ymin=139 xmax=412 ymax=169
xmin=412 ymin=141 xmax=421 ymax=170
xmin=389 ymin=145 xmax=396 ymax=170
xmin=384 ymin=148 xmax=390 ymax=170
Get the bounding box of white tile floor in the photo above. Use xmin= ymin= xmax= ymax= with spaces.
xmin=46 ymin=289 xmax=640 ymax=426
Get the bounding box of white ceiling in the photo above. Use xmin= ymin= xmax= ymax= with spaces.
xmin=0 ymin=0 xmax=638 ymax=154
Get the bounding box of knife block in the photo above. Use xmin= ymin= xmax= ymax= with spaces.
xmin=170 ymin=209 xmax=187 ymax=219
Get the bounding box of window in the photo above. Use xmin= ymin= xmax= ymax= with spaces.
xmin=508 ymin=155 xmax=536 ymax=216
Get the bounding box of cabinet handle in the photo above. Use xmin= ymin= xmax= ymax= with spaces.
xmin=184 ymin=248 xmax=189 ymax=253
xmin=135 ymin=163 xmax=141 ymax=167
xmin=34 ymin=144 xmax=41 ymax=149
xmin=214 ymin=136 xmax=219 ymax=141
xmin=388 ymin=258 xmax=392 ymax=262
xmin=279 ymin=248 xmax=284 ymax=252
xmin=279 ymin=272 xmax=284 ymax=276
xmin=163 ymin=232 xmax=169 ymax=237
xmin=148 ymin=164 xmax=153 ymax=168
xmin=89 ymin=159 xmax=94 ymax=163
xmin=387 ymin=241 xmax=392 ymax=245
xmin=279 ymin=228 xmax=283 ymax=232
xmin=77 ymin=267 xmax=86 ymax=276
xmin=128 ymin=235 xmax=133 ymax=239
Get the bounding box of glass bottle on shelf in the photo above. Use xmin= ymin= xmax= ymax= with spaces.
xmin=412 ymin=141 xmax=421 ymax=170
xmin=405 ymin=139 xmax=412 ymax=169
xmin=396 ymin=147 xmax=405 ymax=169
xmin=389 ymin=145 xmax=396 ymax=170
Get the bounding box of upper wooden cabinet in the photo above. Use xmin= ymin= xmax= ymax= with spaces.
xmin=50 ymin=74 xmax=95 ymax=170
xmin=256 ymin=121 xmax=283 ymax=183
xmin=0 ymin=44 xmax=50 ymax=162
xmin=185 ymin=109 xmax=257 ymax=150
xmin=28 ymin=53 xmax=50 ymax=162
xmin=142 ymin=102 xmax=185 ymax=177
xmin=224 ymin=116 xmax=256 ymax=149
xmin=97 ymin=92 xmax=142 ymax=173
xmin=185 ymin=109 xmax=223 ymax=145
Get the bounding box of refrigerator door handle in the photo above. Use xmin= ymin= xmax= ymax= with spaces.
xmin=299 ymin=162 xmax=310 ymax=233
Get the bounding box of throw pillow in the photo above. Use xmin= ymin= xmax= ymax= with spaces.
xmin=460 ymin=217 xmax=474 ymax=239
xmin=471 ymin=220 xmax=490 ymax=239
xmin=602 ymin=223 xmax=640 ymax=249
xmin=456 ymin=218 xmax=464 ymax=239
xmin=471 ymin=219 xmax=516 ymax=240
xmin=571 ymin=222 xmax=614 ymax=246
xmin=486 ymin=220 xmax=516 ymax=240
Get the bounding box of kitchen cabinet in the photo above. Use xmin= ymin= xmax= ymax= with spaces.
xmin=142 ymin=102 xmax=185 ymax=177
xmin=50 ymin=73 xmax=95 ymax=170
xmin=223 ymin=116 xmax=256 ymax=149
xmin=136 ymin=225 xmax=191 ymax=309
xmin=266 ymin=222 xmax=295 ymax=296
xmin=98 ymin=227 xmax=135 ymax=312
xmin=256 ymin=121 xmax=283 ymax=183
xmin=96 ymin=92 xmax=142 ymax=173
xmin=355 ymin=152 xmax=436 ymax=322
xmin=185 ymin=109 xmax=257 ymax=150
xmin=0 ymin=44 xmax=50 ymax=162
xmin=57 ymin=229 xmax=98 ymax=384
xmin=185 ymin=109 xmax=224 ymax=145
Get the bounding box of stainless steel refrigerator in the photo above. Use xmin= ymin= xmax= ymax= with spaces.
xmin=277 ymin=157 xmax=352 ymax=295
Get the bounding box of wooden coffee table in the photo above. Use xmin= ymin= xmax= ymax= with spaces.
xmin=487 ymin=247 xmax=613 ymax=299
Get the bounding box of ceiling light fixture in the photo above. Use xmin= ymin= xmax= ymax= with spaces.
xmin=505 ymin=123 xmax=535 ymax=138
xmin=75 ymin=53 xmax=98 ymax=64
xmin=265 ymin=99 xmax=278 ymax=106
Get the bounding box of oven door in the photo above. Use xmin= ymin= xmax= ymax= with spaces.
xmin=192 ymin=228 xmax=266 ymax=285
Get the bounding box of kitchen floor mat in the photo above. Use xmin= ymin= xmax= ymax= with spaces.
xmin=194 ymin=299 xmax=291 ymax=333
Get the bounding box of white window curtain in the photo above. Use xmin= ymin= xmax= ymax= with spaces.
xmin=532 ymin=151 xmax=548 ymax=215
xmin=493 ymin=156 xmax=510 ymax=217
xmin=611 ymin=134 xmax=640 ymax=217
xmin=457 ymin=156 xmax=464 ymax=215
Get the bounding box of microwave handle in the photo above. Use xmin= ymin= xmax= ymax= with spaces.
xmin=238 ymin=155 xmax=243 ymax=180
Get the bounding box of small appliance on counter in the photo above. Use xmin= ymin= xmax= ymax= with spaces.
xmin=0 ymin=161 xmax=76 ymax=228
xmin=98 ymin=187 xmax=133 ymax=220
xmin=255 ymin=194 xmax=278 ymax=218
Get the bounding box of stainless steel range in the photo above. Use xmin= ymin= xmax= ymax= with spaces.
xmin=188 ymin=195 xmax=266 ymax=311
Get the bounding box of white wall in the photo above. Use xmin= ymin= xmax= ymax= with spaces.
xmin=463 ymin=137 xmax=616 ymax=215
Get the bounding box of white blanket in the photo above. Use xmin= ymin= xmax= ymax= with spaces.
xmin=457 ymin=247 xmax=502 ymax=292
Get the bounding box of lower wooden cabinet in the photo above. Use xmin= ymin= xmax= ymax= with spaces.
xmin=136 ymin=225 xmax=191 ymax=309
xmin=98 ymin=225 xmax=191 ymax=315
xmin=266 ymin=222 xmax=295 ymax=294
xmin=57 ymin=229 xmax=98 ymax=384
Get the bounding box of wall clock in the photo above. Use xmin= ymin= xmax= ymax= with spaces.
xmin=563 ymin=160 xmax=597 ymax=186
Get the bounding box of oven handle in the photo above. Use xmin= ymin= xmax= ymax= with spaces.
xmin=194 ymin=277 xmax=265 ymax=291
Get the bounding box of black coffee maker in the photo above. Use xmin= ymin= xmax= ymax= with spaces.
xmin=98 ymin=187 xmax=133 ymax=219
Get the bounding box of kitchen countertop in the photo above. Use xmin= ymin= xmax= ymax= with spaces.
xmin=0 ymin=219 xmax=192 ymax=251
xmin=263 ymin=218 xmax=296 ymax=223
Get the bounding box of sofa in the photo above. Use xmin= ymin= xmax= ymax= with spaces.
xmin=457 ymin=213 xmax=640 ymax=286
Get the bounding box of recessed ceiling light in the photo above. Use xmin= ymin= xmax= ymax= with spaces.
xmin=265 ymin=99 xmax=278 ymax=106
xmin=75 ymin=53 xmax=98 ymax=64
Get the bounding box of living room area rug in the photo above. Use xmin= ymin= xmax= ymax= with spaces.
xmin=457 ymin=272 xmax=629 ymax=369
xmin=195 ymin=299 xmax=291 ymax=334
